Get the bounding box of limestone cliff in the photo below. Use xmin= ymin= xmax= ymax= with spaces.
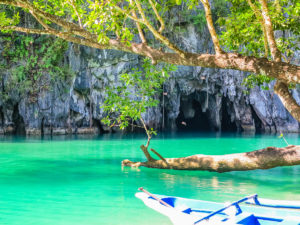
xmin=0 ymin=18 xmax=299 ymax=135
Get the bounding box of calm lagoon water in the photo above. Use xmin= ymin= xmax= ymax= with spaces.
xmin=0 ymin=132 xmax=299 ymax=225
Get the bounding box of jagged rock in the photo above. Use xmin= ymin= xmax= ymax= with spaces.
xmin=0 ymin=21 xmax=299 ymax=135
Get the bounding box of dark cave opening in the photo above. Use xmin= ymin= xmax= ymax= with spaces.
xmin=221 ymin=98 xmax=238 ymax=132
xmin=41 ymin=117 xmax=45 ymax=136
xmin=251 ymin=106 xmax=264 ymax=133
xmin=93 ymin=119 xmax=107 ymax=134
xmin=0 ymin=106 xmax=3 ymax=127
xmin=12 ymin=104 xmax=26 ymax=135
xmin=176 ymin=98 xmax=211 ymax=131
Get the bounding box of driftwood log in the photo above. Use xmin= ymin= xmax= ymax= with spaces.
xmin=122 ymin=145 xmax=300 ymax=173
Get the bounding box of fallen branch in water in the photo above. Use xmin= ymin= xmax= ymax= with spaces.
xmin=122 ymin=145 xmax=300 ymax=173
xmin=150 ymin=148 xmax=169 ymax=167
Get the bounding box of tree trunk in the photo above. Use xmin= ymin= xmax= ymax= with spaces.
xmin=274 ymin=81 xmax=300 ymax=122
xmin=122 ymin=145 xmax=300 ymax=173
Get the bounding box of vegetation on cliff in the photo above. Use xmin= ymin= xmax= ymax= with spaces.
xmin=0 ymin=0 xmax=299 ymax=120
xmin=0 ymin=0 xmax=299 ymax=171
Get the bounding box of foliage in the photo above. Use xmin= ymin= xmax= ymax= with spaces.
xmin=242 ymin=74 xmax=274 ymax=92
xmin=0 ymin=0 xmax=299 ymax=113
xmin=102 ymin=59 xmax=176 ymax=135
xmin=218 ymin=0 xmax=300 ymax=60
xmin=186 ymin=0 xmax=229 ymax=29
xmin=0 ymin=34 xmax=73 ymax=102
xmin=1 ymin=0 xmax=298 ymax=62
xmin=0 ymin=6 xmax=20 ymax=29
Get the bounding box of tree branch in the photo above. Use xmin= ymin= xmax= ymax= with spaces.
xmin=30 ymin=11 xmax=50 ymax=30
xmin=114 ymin=6 xmax=145 ymax=24
xmin=1 ymin=1 xmax=300 ymax=116
xmin=140 ymin=117 xmax=150 ymax=145
xmin=148 ymin=0 xmax=165 ymax=33
xmin=123 ymin=145 xmax=300 ymax=172
xmin=0 ymin=26 xmax=52 ymax=35
xmin=133 ymin=0 xmax=186 ymax=58
xmin=68 ymin=0 xmax=83 ymax=28
xmin=134 ymin=13 xmax=147 ymax=44
xmin=274 ymin=80 xmax=300 ymax=121
xmin=5 ymin=0 xmax=92 ymax=40
xmin=258 ymin=0 xmax=282 ymax=62
xmin=246 ymin=0 xmax=269 ymax=58
xmin=150 ymin=148 xmax=169 ymax=166
xmin=128 ymin=0 xmax=147 ymax=44
xmin=0 ymin=25 xmax=108 ymax=50
xmin=1 ymin=23 xmax=299 ymax=86
xmin=200 ymin=0 xmax=223 ymax=55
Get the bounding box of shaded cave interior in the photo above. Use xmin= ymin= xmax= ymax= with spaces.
xmin=1 ymin=92 xmax=266 ymax=135
xmin=174 ymin=92 xmax=263 ymax=133
xmin=12 ymin=104 xmax=26 ymax=135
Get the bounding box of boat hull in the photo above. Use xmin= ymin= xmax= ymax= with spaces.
xmin=136 ymin=192 xmax=300 ymax=225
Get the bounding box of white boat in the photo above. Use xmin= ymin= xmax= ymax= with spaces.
xmin=136 ymin=188 xmax=300 ymax=225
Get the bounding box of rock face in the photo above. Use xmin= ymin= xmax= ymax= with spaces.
xmin=0 ymin=24 xmax=299 ymax=135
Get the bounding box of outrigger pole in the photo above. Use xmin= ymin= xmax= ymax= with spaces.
xmin=138 ymin=187 xmax=173 ymax=208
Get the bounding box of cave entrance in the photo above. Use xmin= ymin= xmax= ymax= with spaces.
xmin=176 ymin=98 xmax=211 ymax=131
xmin=250 ymin=106 xmax=264 ymax=133
xmin=221 ymin=98 xmax=238 ymax=132
xmin=93 ymin=118 xmax=107 ymax=134
xmin=41 ymin=117 xmax=45 ymax=136
xmin=0 ymin=106 xmax=3 ymax=127
xmin=12 ymin=104 xmax=26 ymax=135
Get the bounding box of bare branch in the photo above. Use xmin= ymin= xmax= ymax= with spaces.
xmin=258 ymin=0 xmax=282 ymax=62
xmin=200 ymin=0 xmax=223 ymax=55
xmin=148 ymin=0 xmax=165 ymax=33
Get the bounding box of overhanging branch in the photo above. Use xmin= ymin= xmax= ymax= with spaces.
xmin=258 ymin=0 xmax=282 ymax=62
xmin=0 ymin=25 xmax=108 ymax=50
xmin=274 ymin=81 xmax=300 ymax=121
xmin=246 ymin=0 xmax=269 ymax=58
xmin=200 ymin=0 xmax=223 ymax=55
xmin=148 ymin=0 xmax=165 ymax=33
xmin=133 ymin=0 xmax=186 ymax=57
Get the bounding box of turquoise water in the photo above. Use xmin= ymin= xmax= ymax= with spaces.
xmin=0 ymin=132 xmax=299 ymax=225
